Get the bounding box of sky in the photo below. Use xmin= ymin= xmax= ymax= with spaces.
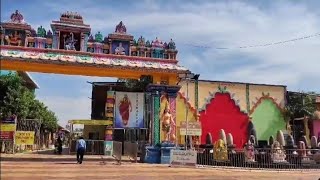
xmin=1 ymin=0 xmax=320 ymax=127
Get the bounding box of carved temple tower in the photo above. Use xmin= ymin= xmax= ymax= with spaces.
xmin=0 ymin=10 xmax=32 ymax=46
xmin=50 ymin=11 xmax=91 ymax=51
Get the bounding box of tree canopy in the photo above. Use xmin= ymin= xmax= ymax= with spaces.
xmin=0 ymin=72 xmax=58 ymax=131
xmin=284 ymin=91 xmax=317 ymax=121
xmin=117 ymin=75 xmax=153 ymax=91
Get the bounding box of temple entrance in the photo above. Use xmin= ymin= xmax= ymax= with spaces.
xmin=0 ymin=10 xmax=187 ymax=155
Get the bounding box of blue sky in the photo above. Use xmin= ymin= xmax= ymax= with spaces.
xmin=1 ymin=0 xmax=320 ymax=126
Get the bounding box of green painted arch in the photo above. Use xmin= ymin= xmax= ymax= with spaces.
xmin=251 ymin=99 xmax=286 ymax=141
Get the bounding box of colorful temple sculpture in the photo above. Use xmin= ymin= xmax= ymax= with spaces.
xmin=0 ymin=10 xmax=186 ymax=84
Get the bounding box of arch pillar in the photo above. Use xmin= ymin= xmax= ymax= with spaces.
xmin=146 ymin=84 xmax=180 ymax=145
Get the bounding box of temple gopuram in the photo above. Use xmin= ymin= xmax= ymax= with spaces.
xmin=0 ymin=10 xmax=188 ymax=85
xmin=0 ymin=10 xmax=187 ymax=147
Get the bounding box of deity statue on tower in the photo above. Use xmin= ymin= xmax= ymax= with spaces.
xmin=115 ymin=21 xmax=127 ymax=34
xmin=64 ymin=32 xmax=77 ymax=50
xmin=5 ymin=30 xmax=22 ymax=46
xmin=115 ymin=42 xmax=126 ymax=55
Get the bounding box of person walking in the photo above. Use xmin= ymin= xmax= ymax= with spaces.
xmin=75 ymin=136 xmax=86 ymax=164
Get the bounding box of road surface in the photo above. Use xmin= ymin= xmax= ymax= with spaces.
xmin=1 ymin=160 xmax=319 ymax=180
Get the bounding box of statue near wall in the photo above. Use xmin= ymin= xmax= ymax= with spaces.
xmin=244 ymin=140 xmax=255 ymax=162
xmin=213 ymin=139 xmax=228 ymax=161
xmin=271 ymin=141 xmax=287 ymax=163
xmin=161 ymin=106 xmax=176 ymax=142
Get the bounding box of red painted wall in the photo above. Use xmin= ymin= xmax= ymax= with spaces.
xmin=200 ymin=93 xmax=249 ymax=148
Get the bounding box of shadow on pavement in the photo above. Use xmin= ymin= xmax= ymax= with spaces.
xmin=54 ymin=162 xmax=78 ymax=165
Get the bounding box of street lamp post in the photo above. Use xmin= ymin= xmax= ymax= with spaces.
xmin=178 ymin=72 xmax=200 ymax=150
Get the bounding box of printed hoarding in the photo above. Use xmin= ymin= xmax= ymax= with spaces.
xmin=15 ymin=131 xmax=35 ymax=145
xmin=180 ymin=121 xmax=202 ymax=136
xmin=115 ymin=92 xmax=144 ymax=128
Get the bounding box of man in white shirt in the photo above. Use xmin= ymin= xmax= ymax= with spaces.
xmin=75 ymin=136 xmax=86 ymax=164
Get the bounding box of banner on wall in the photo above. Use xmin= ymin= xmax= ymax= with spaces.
xmin=180 ymin=122 xmax=202 ymax=136
xmin=0 ymin=124 xmax=16 ymax=132
xmin=115 ymin=92 xmax=144 ymax=128
xmin=170 ymin=150 xmax=197 ymax=167
xmin=15 ymin=131 xmax=35 ymax=145
xmin=0 ymin=115 xmax=17 ymax=141
xmin=0 ymin=131 xmax=14 ymax=140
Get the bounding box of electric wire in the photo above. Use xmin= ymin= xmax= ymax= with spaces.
xmin=182 ymin=32 xmax=320 ymax=49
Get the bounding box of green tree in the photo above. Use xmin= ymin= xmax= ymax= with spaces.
xmin=0 ymin=73 xmax=58 ymax=131
xmin=284 ymin=91 xmax=317 ymax=121
xmin=0 ymin=72 xmax=34 ymax=119
xmin=117 ymin=75 xmax=153 ymax=91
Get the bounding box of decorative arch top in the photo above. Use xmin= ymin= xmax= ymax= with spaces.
xmin=249 ymin=94 xmax=284 ymax=115
xmin=199 ymin=85 xmax=245 ymax=114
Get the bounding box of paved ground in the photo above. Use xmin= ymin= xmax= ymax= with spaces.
xmin=0 ymin=153 xmax=134 ymax=162
xmin=1 ymin=160 xmax=319 ymax=180
xmin=1 ymin=153 xmax=320 ymax=180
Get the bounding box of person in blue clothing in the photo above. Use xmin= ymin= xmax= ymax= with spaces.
xmin=75 ymin=136 xmax=86 ymax=164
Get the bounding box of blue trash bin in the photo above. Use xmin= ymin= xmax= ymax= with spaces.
xmin=144 ymin=146 xmax=161 ymax=164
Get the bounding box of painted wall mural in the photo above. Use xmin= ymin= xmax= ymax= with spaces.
xmin=178 ymin=80 xmax=287 ymax=147
xmin=250 ymin=96 xmax=286 ymax=140
xmin=199 ymin=90 xmax=249 ymax=148
xmin=115 ymin=92 xmax=144 ymax=128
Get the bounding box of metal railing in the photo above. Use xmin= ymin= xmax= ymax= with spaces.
xmin=196 ymin=147 xmax=320 ymax=171
xmin=112 ymin=141 xmax=122 ymax=164
xmin=123 ymin=141 xmax=138 ymax=162
xmin=69 ymin=140 xmax=104 ymax=155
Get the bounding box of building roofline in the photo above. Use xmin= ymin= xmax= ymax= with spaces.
xmin=190 ymin=79 xmax=287 ymax=88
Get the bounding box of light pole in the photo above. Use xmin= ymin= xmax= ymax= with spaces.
xmin=178 ymin=72 xmax=199 ymax=150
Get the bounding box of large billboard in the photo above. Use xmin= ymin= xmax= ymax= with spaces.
xmin=115 ymin=92 xmax=144 ymax=128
